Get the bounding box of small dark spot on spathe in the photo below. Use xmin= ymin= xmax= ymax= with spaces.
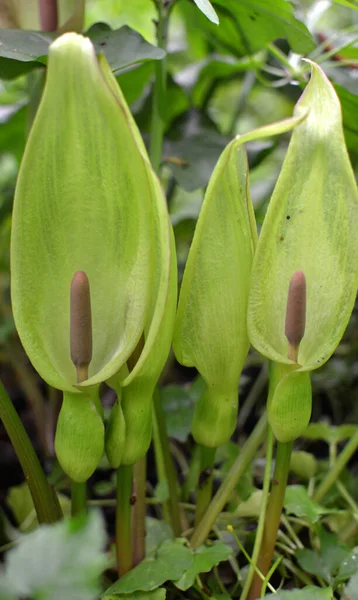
xmin=100 ymin=41 xmax=106 ymax=47
xmin=250 ymin=14 xmax=256 ymax=20
xmin=286 ymin=215 xmax=291 ymax=220
xmin=280 ymin=235 xmax=285 ymax=241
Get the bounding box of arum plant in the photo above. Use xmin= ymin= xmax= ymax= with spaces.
xmin=246 ymin=62 xmax=358 ymax=599
xmin=11 ymin=32 xmax=175 ymax=574
xmin=173 ymin=112 xmax=310 ymax=528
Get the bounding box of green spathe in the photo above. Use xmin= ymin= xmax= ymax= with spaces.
xmin=173 ymin=112 xmax=307 ymax=448
xmin=11 ymin=33 xmax=165 ymax=392
xmin=248 ymin=62 xmax=358 ymax=370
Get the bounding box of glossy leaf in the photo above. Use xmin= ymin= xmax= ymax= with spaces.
xmin=193 ymin=0 xmax=219 ymax=25
xmin=11 ymin=33 xmax=158 ymax=391
xmin=248 ymin=62 xmax=358 ymax=371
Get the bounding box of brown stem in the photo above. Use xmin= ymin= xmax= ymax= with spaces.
xmin=38 ymin=0 xmax=58 ymax=31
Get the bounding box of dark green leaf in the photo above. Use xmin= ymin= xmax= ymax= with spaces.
xmin=284 ymin=485 xmax=335 ymax=525
xmin=181 ymin=0 xmax=314 ymax=57
xmin=145 ymin=518 xmax=173 ymax=556
xmin=295 ymin=549 xmax=332 ymax=584
xmin=319 ymin=528 xmax=351 ymax=580
xmin=336 ymin=548 xmax=358 ymax=583
xmin=160 ymin=385 xmax=196 ymax=442
xmin=87 ymin=25 xmax=165 ymax=73
xmin=104 ymin=540 xmax=193 ymax=595
xmin=105 ymin=591 xmax=166 ymax=600
xmin=174 ymin=542 xmax=232 ymax=590
xmin=0 ymin=25 xmax=164 ymax=80
xmin=262 ymin=586 xmax=333 ymax=599
xmin=334 ymin=84 xmax=358 ymax=152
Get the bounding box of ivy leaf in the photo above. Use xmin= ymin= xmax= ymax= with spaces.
xmin=174 ymin=542 xmax=232 ymax=590
xmin=103 ymin=540 xmax=193 ymax=596
xmin=193 ymin=0 xmax=219 ymax=24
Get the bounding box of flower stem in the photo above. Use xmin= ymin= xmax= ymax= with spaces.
xmin=240 ymin=427 xmax=274 ymax=600
xmin=153 ymin=389 xmax=182 ymax=536
xmin=132 ymin=456 xmax=147 ymax=566
xmin=191 ymin=413 xmax=268 ymax=549
xmin=149 ymin=0 xmax=168 ymax=173
xmin=71 ymin=481 xmax=87 ymax=517
xmin=314 ymin=429 xmax=358 ymax=504
xmin=0 ymin=379 xmax=62 ymax=523
xmin=247 ymin=440 xmax=293 ymax=600
xmin=116 ymin=464 xmax=133 ymax=576
xmin=195 ymin=445 xmax=216 ymax=527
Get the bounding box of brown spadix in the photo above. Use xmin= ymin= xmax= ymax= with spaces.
xmin=285 ymin=270 xmax=306 ymax=363
xmin=70 ymin=270 xmax=92 ymax=382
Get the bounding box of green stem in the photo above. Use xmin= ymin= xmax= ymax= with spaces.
xmin=116 ymin=465 xmax=133 ymax=576
xmin=0 ymin=379 xmax=62 ymax=524
xmin=182 ymin=443 xmax=201 ymax=502
xmin=313 ymin=429 xmax=358 ymax=504
xmin=153 ymin=390 xmax=182 ymax=536
xmin=195 ymin=445 xmax=216 ymax=527
xmin=132 ymin=456 xmax=147 ymax=566
xmin=240 ymin=427 xmax=274 ymax=600
xmin=71 ymin=481 xmax=87 ymax=517
xmin=149 ymin=0 xmax=168 ymax=173
xmin=247 ymin=440 xmax=293 ymax=600
xmin=191 ymin=413 xmax=268 ymax=549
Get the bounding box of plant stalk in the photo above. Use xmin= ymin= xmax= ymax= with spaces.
xmin=247 ymin=440 xmax=293 ymax=600
xmin=149 ymin=0 xmax=168 ymax=173
xmin=153 ymin=390 xmax=182 ymax=536
xmin=0 ymin=379 xmax=62 ymax=523
xmin=195 ymin=445 xmax=216 ymax=527
xmin=191 ymin=412 xmax=268 ymax=549
xmin=314 ymin=429 xmax=358 ymax=504
xmin=71 ymin=481 xmax=87 ymax=517
xmin=132 ymin=456 xmax=147 ymax=566
xmin=240 ymin=427 xmax=274 ymax=600
xmin=116 ymin=465 xmax=133 ymax=576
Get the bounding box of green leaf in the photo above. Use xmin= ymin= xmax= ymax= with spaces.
xmin=334 ymin=83 xmax=358 ymax=152
xmin=248 ymin=62 xmax=358 ymax=370
xmin=0 ymin=25 xmax=165 ymax=80
xmin=303 ymin=423 xmax=358 ymax=444
xmin=11 ymin=33 xmax=159 ymax=391
xmin=193 ymin=0 xmax=219 ymax=24
xmin=160 ymin=385 xmax=196 ymax=442
xmin=145 ymin=517 xmax=173 ymax=556
xmin=336 ymin=548 xmax=358 ymax=582
xmin=87 ymin=24 xmax=165 ymax=73
xmin=104 ymin=539 xmax=193 ymax=595
xmin=105 ymin=591 xmax=166 ymax=600
xmin=182 ymin=0 xmax=314 ymax=56
xmin=345 ymin=572 xmax=358 ymax=599
xmin=174 ymin=542 xmax=232 ymax=590
xmin=262 ymin=586 xmax=333 ymax=599
xmin=0 ymin=512 xmax=108 ymax=600
xmin=296 ymin=549 xmax=332 ymax=584
xmin=284 ymin=485 xmax=335 ymax=525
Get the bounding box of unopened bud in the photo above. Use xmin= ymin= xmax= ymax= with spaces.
xmin=285 ymin=270 xmax=306 ymax=363
xmin=70 ymin=271 xmax=92 ymax=382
